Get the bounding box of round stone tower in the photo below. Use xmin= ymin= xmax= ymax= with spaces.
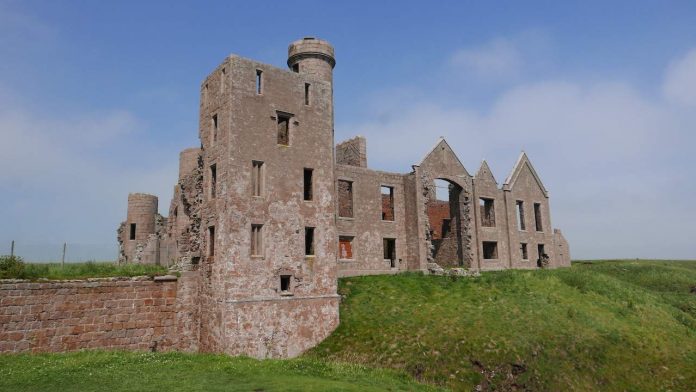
xmin=287 ymin=37 xmax=336 ymax=83
xmin=126 ymin=193 xmax=158 ymax=241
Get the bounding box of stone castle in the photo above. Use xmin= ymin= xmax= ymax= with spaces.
xmin=117 ymin=37 xmax=571 ymax=358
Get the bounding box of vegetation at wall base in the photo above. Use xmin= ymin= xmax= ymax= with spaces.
xmin=0 ymin=351 xmax=442 ymax=392
xmin=308 ymin=259 xmax=696 ymax=391
xmin=0 ymin=256 xmax=168 ymax=280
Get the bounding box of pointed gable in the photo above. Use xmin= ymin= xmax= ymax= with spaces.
xmin=418 ymin=137 xmax=471 ymax=178
xmin=503 ymin=152 xmax=548 ymax=197
xmin=474 ymin=160 xmax=498 ymax=186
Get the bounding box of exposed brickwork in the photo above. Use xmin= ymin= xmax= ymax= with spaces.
xmin=427 ymin=200 xmax=450 ymax=240
xmin=0 ymin=277 xmax=181 ymax=353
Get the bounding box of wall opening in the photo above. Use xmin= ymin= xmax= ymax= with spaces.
xmin=516 ymin=200 xmax=526 ymax=231
xmin=381 ymin=186 xmax=394 ymax=221
xmin=210 ymin=164 xmax=217 ymax=199
xmin=221 ymin=68 xmax=225 ymax=93
xmin=534 ymin=203 xmax=543 ymax=232
xmin=383 ymin=238 xmax=396 ymax=268
xmin=256 ymin=69 xmax=262 ymax=94
xmin=338 ymin=236 xmax=354 ymax=259
xmin=427 ymin=178 xmax=465 ymax=267
xmin=479 ymin=198 xmax=495 ymax=227
xmin=303 ymin=168 xmax=313 ymax=201
xmin=280 ymin=275 xmax=292 ymax=293
xmin=304 ymin=83 xmax=310 ymax=105
xmin=251 ymin=224 xmax=263 ymax=256
xmin=129 ymin=223 xmax=136 ymax=240
xmin=212 ymin=114 xmax=218 ymax=144
xmin=208 ymin=226 xmax=215 ymax=258
xmin=305 ymin=227 xmax=315 ymax=256
xmin=520 ymin=243 xmax=528 ymax=260
xmin=252 ymin=161 xmax=264 ymax=196
xmin=338 ymin=180 xmax=354 ymax=218
xmin=482 ymin=241 xmax=498 ymax=260
xmin=277 ymin=112 xmax=291 ymax=146
xmin=537 ymin=244 xmax=545 ymax=260
xmin=292 ymin=63 xmax=299 ymax=73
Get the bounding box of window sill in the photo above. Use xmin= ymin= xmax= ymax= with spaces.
xmin=338 ymin=216 xmax=354 ymax=220
xmin=251 ymin=255 xmax=264 ymax=259
xmin=280 ymin=291 xmax=294 ymax=297
xmin=338 ymin=258 xmax=354 ymax=262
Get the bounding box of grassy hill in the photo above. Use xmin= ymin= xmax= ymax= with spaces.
xmin=308 ymin=260 xmax=696 ymax=391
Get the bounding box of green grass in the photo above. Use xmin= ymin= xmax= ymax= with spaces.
xmin=307 ymin=260 xmax=696 ymax=391
xmin=0 ymin=351 xmax=442 ymax=392
xmin=3 ymin=261 xmax=169 ymax=280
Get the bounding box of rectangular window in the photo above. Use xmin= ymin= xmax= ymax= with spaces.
xmin=305 ymin=227 xmax=315 ymax=256
xmin=277 ymin=112 xmax=291 ymax=145
xmin=256 ymin=69 xmax=262 ymax=94
xmin=292 ymin=63 xmax=299 ymax=73
xmin=208 ymin=226 xmax=215 ymax=258
xmin=303 ymin=168 xmax=313 ymax=201
xmin=280 ymin=275 xmax=291 ymax=293
xmin=483 ymin=241 xmax=498 ymax=260
xmin=383 ymin=238 xmax=396 ymax=267
xmin=538 ymin=244 xmax=546 ymax=260
xmin=304 ymin=83 xmax=310 ymax=105
xmin=129 ymin=223 xmax=136 ymax=240
xmin=210 ymin=164 xmax=217 ymax=198
xmin=381 ymin=186 xmax=394 ymax=221
xmin=338 ymin=236 xmax=354 ymax=259
xmin=252 ymin=161 xmax=264 ymax=196
xmin=251 ymin=224 xmax=263 ymax=256
xmin=534 ymin=203 xmax=543 ymax=232
xmin=516 ymin=201 xmax=526 ymax=231
xmin=520 ymin=243 xmax=528 ymax=260
xmin=338 ymin=180 xmax=354 ymax=218
xmin=479 ymin=198 xmax=495 ymax=227
xmin=221 ymin=68 xmax=225 ymax=93
xmin=212 ymin=114 xmax=218 ymax=144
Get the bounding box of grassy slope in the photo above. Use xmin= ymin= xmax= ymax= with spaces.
xmin=7 ymin=262 xmax=168 ymax=280
xmin=308 ymin=260 xmax=696 ymax=391
xmin=0 ymin=351 xmax=442 ymax=392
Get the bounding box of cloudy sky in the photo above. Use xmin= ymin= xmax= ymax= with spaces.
xmin=1 ymin=0 xmax=695 ymax=260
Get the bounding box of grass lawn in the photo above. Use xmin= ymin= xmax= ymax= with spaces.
xmin=307 ymin=260 xmax=696 ymax=391
xmin=0 ymin=351 xmax=442 ymax=392
xmin=1 ymin=261 xmax=168 ymax=280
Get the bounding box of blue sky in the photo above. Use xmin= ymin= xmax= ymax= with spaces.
xmin=1 ymin=0 xmax=695 ymax=260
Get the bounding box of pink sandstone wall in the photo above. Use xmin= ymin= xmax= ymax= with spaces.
xmin=0 ymin=277 xmax=180 ymax=353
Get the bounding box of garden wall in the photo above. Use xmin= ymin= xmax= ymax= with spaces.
xmin=0 ymin=276 xmax=182 ymax=353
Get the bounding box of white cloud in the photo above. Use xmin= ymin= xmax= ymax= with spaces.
xmin=662 ymin=48 xmax=696 ymax=107
xmin=450 ymin=38 xmax=523 ymax=81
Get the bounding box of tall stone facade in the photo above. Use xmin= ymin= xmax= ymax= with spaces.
xmin=117 ymin=37 xmax=571 ymax=357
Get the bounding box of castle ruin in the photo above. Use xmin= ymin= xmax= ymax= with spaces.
xmin=117 ymin=37 xmax=571 ymax=358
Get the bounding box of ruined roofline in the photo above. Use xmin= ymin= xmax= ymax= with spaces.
xmin=502 ymin=151 xmax=549 ymax=197
xmin=474 ymin=160 xmax=499 ymax=185
xmin=416 ymin=137 xmax=472 ymax=178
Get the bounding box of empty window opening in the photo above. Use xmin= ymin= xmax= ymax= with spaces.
xmin=338 ymin=236 xmax=354 ymax=259
xmin=280 ymin=275 xmax=292 ymax=293
xmin=251 ymin=224 xmax=263 ymax=256
xmin=441 ymin=218 xmax=452 ymax=237
xmin=516 ymin=201 xmax=526 ymax=231
xmin=305 ymin=227 xmax=315 ymax=256
xmin=303 ymin=168 xmax=313 ymax=201
xmin=212 ymin=114 xmax=218 ymax=143
xmin=520 ymin=243 xmax=528 ymax=260
xmin=129 ymin=223 xmax=136 ymax=240
xmin=252 ymin=161 xmax=264 ymax=196
xmin=204 ymin=83 xmax=208 ymax=103
xmin=208 ymin=226 xmax=215 ymax=258
xmin=255 ymin=69 xmax=262 ymax=94
xmin=338 ymin=180 xmax=354 ymax=218
xmin=221 ymin=68 xmax=225 ymax=93
xmin=304 ymin=83 xmax=310 ymax=105
xmin=479 ymin=198 xmax=496 ymax=227
xmin=277 ymin=112 xmax=291 ymax=145
xmin=381 ymin=186 xmax=394 ymax=221
xmin=292 ymin=63 xmax=299 ymax=73
xmin=534 ymin=203 xmax=543 ymax=232
xmin=483 ymin=241 xmax=498 ymax=260
xmin=383 ymin=238 xmax=396 ymax=268
xmin=210 ymin=164 xmax=217 ymax=198
xmin=434 ymin=179 xmax=450 ymax=201
xmin=537 ymin=244 xmax=546 ymax=260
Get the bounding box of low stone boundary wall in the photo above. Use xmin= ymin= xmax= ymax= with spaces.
xmin=0 ymin=276 xmax=179 ymax=353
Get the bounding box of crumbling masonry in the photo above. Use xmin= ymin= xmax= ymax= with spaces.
xmin=117 ymin=37 xmax=571 ymax=358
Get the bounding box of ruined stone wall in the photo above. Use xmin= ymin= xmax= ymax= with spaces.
xmin=335 ymin=165 xmax=410 ymax=277
xmin=553 ymin=229 xmax=572 ymax=267
xmin=336 ymin=136 xmax=367 ymax=167
xmin=503 ymin=157 xmax=557 ymax=269
xmin=473 ymin=162 xmax=511 ymax=270
xmin=0 ymin=277 xmax=181 ymax=353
